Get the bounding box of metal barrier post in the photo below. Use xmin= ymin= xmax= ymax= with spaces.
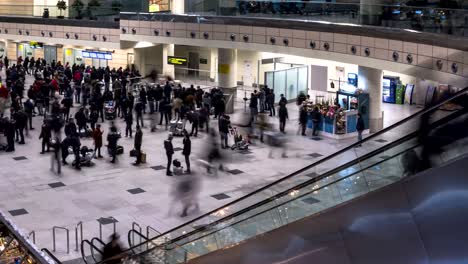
xmin=75 ymin=221 xmax=83 ymax=251
xmin=52 ymin=226 xmax=70 ymax=253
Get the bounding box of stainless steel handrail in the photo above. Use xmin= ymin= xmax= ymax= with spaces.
xmin=41 ymin=248 xmax=62 ymax=264
xmin=131 ymin=222 xmax=142 ymax=247
xmin=75 ymin=221 xmax=83 ymax=252
xmin=52 ymin=226 xmax=70 ymax=254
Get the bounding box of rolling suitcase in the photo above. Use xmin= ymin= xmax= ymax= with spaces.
xmin=140 ymin=152 xmax=147 ymax=164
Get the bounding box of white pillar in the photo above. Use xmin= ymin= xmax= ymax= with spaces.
xmin=358 ymin=66 xmax=383 ymax=133
xmin=162 ymin=44 xmax=175 ymax=79
xmin=218 ymin=48 xmax=237 ymax=89
xmin=218 ymin=48 xmax=237 ymax=113
xmin=171 ymin=0 xmax=185 ymax=14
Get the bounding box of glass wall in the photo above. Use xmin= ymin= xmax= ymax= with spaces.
xmin=265 ymin=66 xmax=308 ymax=100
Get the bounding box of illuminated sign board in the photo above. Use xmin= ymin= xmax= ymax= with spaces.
xmin=167 ymin=56 xmax=188 ymax=66
xmin=81 ymin=51 xmax=113 ymax=60
xmin=29 ymin=41 xmax=43 ymax=49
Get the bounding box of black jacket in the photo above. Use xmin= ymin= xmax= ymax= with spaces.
xmin=134 ymin=130 xmax=143 ymax=147
xmin=164 ymin=140 xmax=174 ymax=155
xmin=183 ymin=137 xmax=191 ymax=156
xmin=356 ymin=117 xmax=365 ymax=131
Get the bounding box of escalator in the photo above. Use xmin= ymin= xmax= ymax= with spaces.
xmin=85 ymin=87 xmax=468 ymax=264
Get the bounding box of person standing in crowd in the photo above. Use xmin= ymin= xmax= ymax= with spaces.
xmin=61 ymin=94 xmax=73 ymax=122
xmin=39 ymin=120 xmax=52 ymax=154
xmin=164 ymin=133 xmax=174 ymax=176
xmin=219 ymin=114 xmax=231 ymax=149
xmin=89 ymin=108 xmax=99 ymax=131
xmin=74 ymin=108 xmax=87 ymax=136
xmin=5 ymin=118 xmax=16 ymax=152
xmin=13 ymin=109 xmax=27 ymax=144
xmin=311 ymin=106 xmax=321 ymax=137
xmin=182 ymin=130 xmax=191 ymax=174
xmin=267 ymin=87 xmax=276 ymax=117
xmin=92 ymin=124 xmax=104 ymax=158
xmin=249 ymin=92 xmax=259 ymax=124
xmin=124 ymin=111 xmax=133 ymax=138
xmin=299 ymin=105 xmax=308 ymax=136
xmin=135 ymin=99 xmax=145 ymax=128
xmin=279 ymin=93 xmax=287 ymax=105
xmin=188 ymin=110 xmax=199 ymax=137
xmin=107 ymin=126 xmax=121 ymax=163
xmin=278 ymin=102 xmax=288 ymax=133
xmin=23 ymin=98 xmax=34 ymax=131
xmin=133 ymin=125 xmax=143 ymax=166
xmin=356 ymin=113 xmax=365 ymax=146
xmin=61 ymin=136 xmax=70 ymax=165
xmin=70 ymin=135 xmax=81 ymax=170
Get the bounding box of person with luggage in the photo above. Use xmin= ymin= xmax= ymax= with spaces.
xmin=39 ymin=120 xmax=52 ymax=154
xmin=164 ymin=133 xmax=174 ymax=176
xmin=182 ymin=130 xmax=191 ymax=174
xmin=107 ymin=126 xmax=121 ymax=163
xmin=92 ymin=124 xmax=104 ymax=158
xmin=133 ymin=125 xmax=143 ymax=166
xmin=218 ymin=114 xmax=231 ymax=149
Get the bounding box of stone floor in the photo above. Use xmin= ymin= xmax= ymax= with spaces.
xmin=0 ymin=74 xmax=419 ymax=261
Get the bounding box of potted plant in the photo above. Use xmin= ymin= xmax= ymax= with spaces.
xmin=56 ymin=0 xmax=67 ymax=19
xmin=87 ymin=0 xmax=101 ymax=20
xmin=111 ymin=0 xmax=122 ymax=21
xmin=71 ymin=0 xmax=84 ymax=19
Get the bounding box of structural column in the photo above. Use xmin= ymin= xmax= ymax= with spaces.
xmin=218 ymin=48 xmax=237 ymax=114
xmin=171 ymin=0 xmax=185 ymax=14
xmin=358 ymin=66 xmax=383 ymax=133
xmin=162 ymin=44 xmax=175 ymax=79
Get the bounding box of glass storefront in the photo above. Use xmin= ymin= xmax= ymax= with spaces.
xmin=265 ymin=66 xmax=308 ymax=100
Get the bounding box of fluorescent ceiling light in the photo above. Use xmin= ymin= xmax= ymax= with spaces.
xmin=135 ymin=41 xmax=155 ymax=48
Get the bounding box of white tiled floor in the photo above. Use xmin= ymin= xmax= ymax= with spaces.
xmin=0 ymin=74 xmax=419 ymax=261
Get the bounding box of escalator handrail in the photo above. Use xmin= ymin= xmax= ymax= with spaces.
xmin=40 ymin=248 xmax=62 ymax=264
xmin=127 ymin=229 xmax=148 ymax=253
xmin=107 ymin=87 xmax=468 ymax=255
xmin=81 ymin=239 xmax=103 ymax=264
xmin=132 ymin=103 xmax=467 ymax=254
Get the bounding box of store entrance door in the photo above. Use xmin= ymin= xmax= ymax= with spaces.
xmin=44 ymin=46 xmax=57 ymax=64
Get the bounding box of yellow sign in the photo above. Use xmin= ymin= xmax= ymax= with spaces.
xmin=167 ymin=56 xmax=187 ymax=66
xmin=65 ymin=49 xmax=73 ymax=56
xmin=219 ymin=64 xmax=230 ymax=74
xmin=149 ymin=4 xmax=160 ymax=12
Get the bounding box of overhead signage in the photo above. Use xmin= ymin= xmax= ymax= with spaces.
xmin=81 ymin=51 xmax=113 ymax=60
xmin=167 ymin=56 xmax=188 ymax=66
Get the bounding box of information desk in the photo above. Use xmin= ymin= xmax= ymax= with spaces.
xmin=307 ymin=110 xmax=368 ymax=139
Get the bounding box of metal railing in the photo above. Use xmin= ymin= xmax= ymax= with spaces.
xmin=81 ymin=239 xmax=104 ymax=264
xmin=182 ymin=0 xmax=468 ymax=37
xmin=0 ymin=5 xmax=119 ymax=21
xmin=41 ymin=248 xmax=62 ymax=264
xmin=75 ymin=221 xmax=83 ymax=252
xmin=131 ymin=222 xmax=143 ymax=247
xmin=52 ymin=226 xmax=70 ymax=254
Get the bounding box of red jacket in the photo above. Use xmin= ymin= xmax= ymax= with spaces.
xmin=51 ymin=79 xmax=59 ymax=91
